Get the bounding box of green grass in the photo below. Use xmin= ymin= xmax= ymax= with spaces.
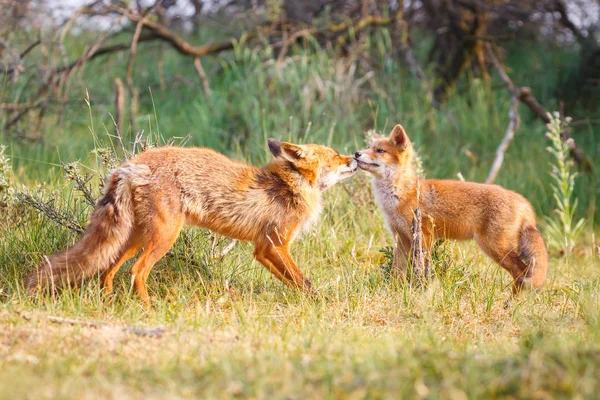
xmin=1 ymin=29 xmax=600 ymax=398
xmin=1 ymin=190 xmax=600 ymax=398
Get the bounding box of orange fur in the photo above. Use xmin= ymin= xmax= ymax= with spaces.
xmin=355 ymin=125 xmax=548 ymax=293
xmin=26 ymin=141 xmax=357 ymax=304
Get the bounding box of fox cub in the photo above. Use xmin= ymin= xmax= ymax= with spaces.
xmin=355 ymin=124 xmax=547 ymax=293
xmin=26 ymin=140 xmax=357 ymax=304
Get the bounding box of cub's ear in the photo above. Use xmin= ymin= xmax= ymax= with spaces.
xmin=390 ymin=124 xmax=409 ymax=149
xmin=280 ymin=142 xmax=307 ymax=162
xmin=268 ymin=138 xmax=282 ymax=158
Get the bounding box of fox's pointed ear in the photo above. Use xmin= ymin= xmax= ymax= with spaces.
xmin=268 ymin=138 xmax=282 ymax=158
xmin=280 ymin=142 xmax=307 ymax=162
xmin=390 ymin=124 xmax=409 ymax=149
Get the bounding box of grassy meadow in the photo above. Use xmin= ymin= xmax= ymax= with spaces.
xmin=1 ymin=30 xmax=600 ymax=398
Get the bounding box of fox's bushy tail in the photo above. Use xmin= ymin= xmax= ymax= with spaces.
xmin=518 ymin=224 xmax=549 ymax=288
xmin=25 ymin=163 xmax=150 ymax=294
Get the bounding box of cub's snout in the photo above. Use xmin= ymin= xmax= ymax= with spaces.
xmin=354 ymin=149 xmax=379 ymax=171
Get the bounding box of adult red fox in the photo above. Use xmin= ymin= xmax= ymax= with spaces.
xmin=354 ymin=124 xmax=547 ymax=293
xmin=26 ymin=140 xmax=357 ymax=304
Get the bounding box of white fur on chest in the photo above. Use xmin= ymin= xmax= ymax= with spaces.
xmin=373 ymin=178 xmax=408 ymax=237
xmin=291 ymin=192 xmax=323 ymax=242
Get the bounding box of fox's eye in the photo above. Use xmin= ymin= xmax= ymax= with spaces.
xmin=376 ymin=149 xmax=385 ymax=153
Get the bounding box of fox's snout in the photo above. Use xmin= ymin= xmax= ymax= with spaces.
xmin=340 ymin=156 xmax=358 ymax=172
xmin=353 ymin=150 xmax=372 ymax=165
xmin=354 ymin=150 xmax=370 ymax=161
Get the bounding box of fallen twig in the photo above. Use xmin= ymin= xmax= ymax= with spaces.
xmin=210 ymin=236 xmax=238 ymax=260
xmin=14 ymin=310 xmax=32 ymax=321
xmin=47 ymin=315 xmax=166 ymax=338
xmin=48 ymin=315 xmax=101 ymax=328
xmin=218 ymin=240 xmax=238 ymax=259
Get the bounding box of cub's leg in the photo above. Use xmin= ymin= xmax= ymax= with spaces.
xmin=392 ymin=232 xmax=413 ymax=279
xmin=475 ymin=232 xmax=537 ymax=295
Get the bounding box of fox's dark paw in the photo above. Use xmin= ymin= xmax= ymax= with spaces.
xmin=301 ymin=280 xmax=320 ymax=299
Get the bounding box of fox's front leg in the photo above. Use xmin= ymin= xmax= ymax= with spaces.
xmin=253 ymin=240 xmax=314 ymax=293
xmin=392 ymin=232 xmax=412 ymax=280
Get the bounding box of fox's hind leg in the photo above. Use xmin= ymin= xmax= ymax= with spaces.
xmin=101 ymin=236 xmax=144 ymax=298
xmin=129 ymin=217 xmax=184 ymax=306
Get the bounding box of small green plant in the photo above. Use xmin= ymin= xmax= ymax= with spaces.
xmin=544 ymin=112 xmax=585 ymax=254
xmin=379 ymin=245 xmax=394 ymax=277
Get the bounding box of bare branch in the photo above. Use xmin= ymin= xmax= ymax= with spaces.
xmin=103 ymin=4 xmax=402 ymax=59
xmin=126 ymin=13 xmax=145 ymax=131
xmin=104 ymin=4 xmax=251 ymax=58
xmin=19 ymin=38 xmax=40 ymax=59
xmin=0 ymin=101 xmax=37 ymax=110
xmin=485 ymin=90 xmax=520 ymax=184
xmin=62 ymin=163 xmax=96 ymax=207
xmin=486 ymin=44 xmax=516 ymax=92
xmin=0 ymin=36 xmax=23 ymax=81
xmin=485 ymin=44 xmax=520 ymax=184
xmin=193 ymin=57 xmax=212 ymax=96
xmin=486 ymin=44 xmax=593 ymax=174
xmin=52 ymin=35 xmax=159 ymax=75
xmin=113 ymin=77 xmax=125 ymax=139
xmin=519 ymin=87 xmax=593 ymax=173
xmin=17 ymin=192 xmax=85 ymax=234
